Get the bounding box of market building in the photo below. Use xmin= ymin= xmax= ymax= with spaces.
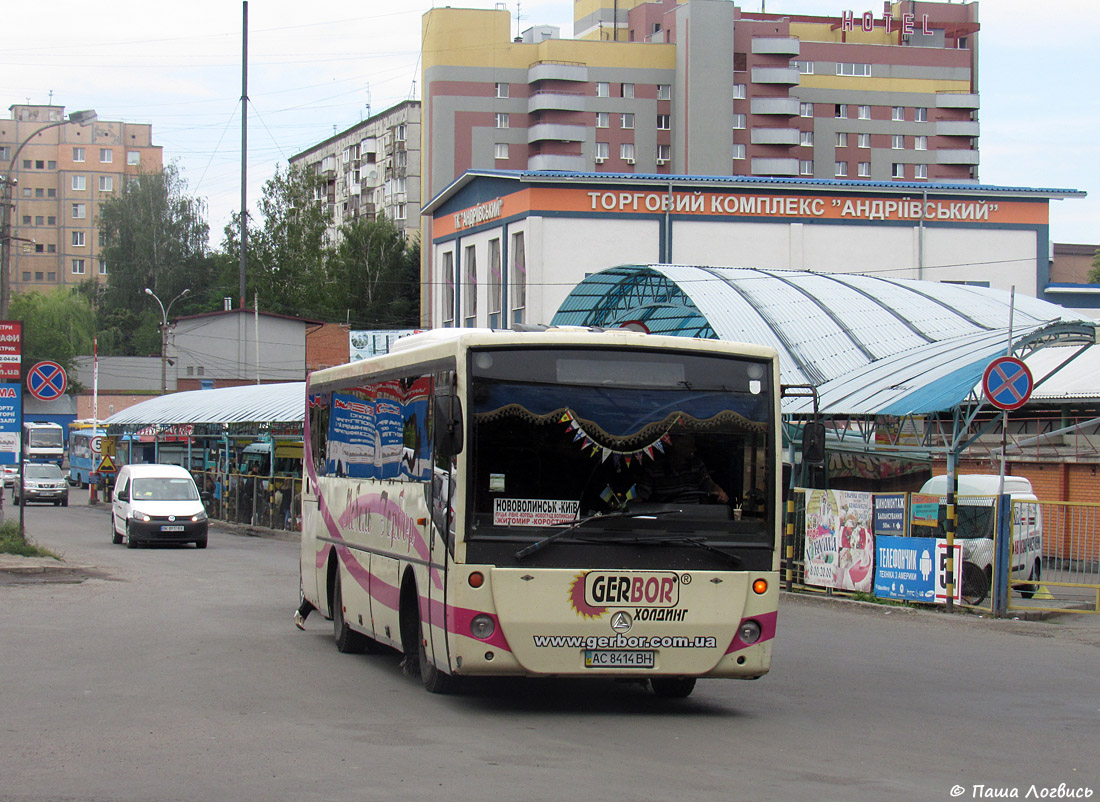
xmin=422 ymin=170 xmax=1089 ymax=330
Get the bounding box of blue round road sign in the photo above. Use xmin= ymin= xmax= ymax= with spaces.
xmin=27 ymin=360 xmax=68 ymax=401
xmin=982 ymin=355 xmax=1032 ymax=411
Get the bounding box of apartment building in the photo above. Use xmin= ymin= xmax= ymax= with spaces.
xmin=289 ymin=100 xmax=421 ymax=245
xmin=0 ymin=104 xmax=162 ymax=294
xmin=421 ymin=0 xmax=979 ymax=201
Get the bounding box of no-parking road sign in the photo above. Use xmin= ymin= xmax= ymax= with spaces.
xmin=27 ymin=361 xmax=68 ymax=402
xmin=982 ymin=355 xmax=1033 ymax=411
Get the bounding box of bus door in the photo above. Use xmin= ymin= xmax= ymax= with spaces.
xmin=427 ymin=386 xmax=461 ymax=666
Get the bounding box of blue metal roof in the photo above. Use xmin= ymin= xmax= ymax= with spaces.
xmin=552 ymin=265 xmax=1095 ymax=416
xmin=423 ymin=168 xmax=1086 ymax=211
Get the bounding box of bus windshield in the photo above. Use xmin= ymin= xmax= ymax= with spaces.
xmin=28 ymin=429 xmax=64 ymax=448
xmin=468 ymin=347 xmax=774 ymax=547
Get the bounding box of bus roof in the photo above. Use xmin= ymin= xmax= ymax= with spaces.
xmin=310 ymin=328 xmax=779 ymax=388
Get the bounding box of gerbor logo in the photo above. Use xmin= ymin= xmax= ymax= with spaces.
xmin=568 ymin=572 xmax=607 ymax=619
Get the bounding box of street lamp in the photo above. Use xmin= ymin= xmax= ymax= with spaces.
xmin=1 ymin=109 xmax=97 ymax=318
xmin=145 ymin=287 xmax=190 ymax=395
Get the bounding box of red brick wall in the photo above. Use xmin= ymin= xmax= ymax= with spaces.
xmin=76 ymin=393 xmax=156 ymax=420
xmin=931 ymin=459 xmax=1095 ymax=503
xmin=931 ymin=459 xmax=1100 ymax=563
xmin=306 ymin=324 xmax=350 ymax=374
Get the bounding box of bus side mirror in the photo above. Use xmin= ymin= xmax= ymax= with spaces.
xmin=434 ymin=395 xmax=464 ymax=458
xmin=802 ymin=421 xmax=826 ymax=465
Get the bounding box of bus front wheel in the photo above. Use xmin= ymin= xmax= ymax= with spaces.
xmin=418 ymin=612 xmax=458 ymax=695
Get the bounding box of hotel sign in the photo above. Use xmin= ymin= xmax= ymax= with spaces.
xmin=841 ymin=9 xmax=933 ymax=35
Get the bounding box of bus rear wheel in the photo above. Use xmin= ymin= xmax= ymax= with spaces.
xmin=332 ymin=570 xmax=370 ymax=654
xmin=651 ymin=677 xmax=696 ymax=698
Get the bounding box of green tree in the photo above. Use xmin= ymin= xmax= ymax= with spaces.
xmin=9 ymin=288 xmax=94 ymax=386
xmin=96 ymin=164 xmax=214 ymax=355
xmin=330 ymin=215 xmax=421 ymax=328
xmin=222 ymin=165 xmax=333 ymax=318
xmin=1087 ymin=248 xmax=1100 ymax=283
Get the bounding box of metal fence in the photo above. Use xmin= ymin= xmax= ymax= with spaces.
xmin=191 ymin=470 xmax=301 ymax=532
xmin=1009 ymin=500 xmax=1100 ymax=614
xmin=784 ymin=491 xmax=1100 ymax=615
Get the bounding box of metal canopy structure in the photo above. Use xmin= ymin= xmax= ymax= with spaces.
xmin=552 ymin=265 xmax=1098 ymax=417
xmin=104 ymin=383 xmax=305 ymax=437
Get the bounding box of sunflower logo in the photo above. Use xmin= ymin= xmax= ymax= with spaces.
xmin=568 ymin=572 xmax=607 ymax=619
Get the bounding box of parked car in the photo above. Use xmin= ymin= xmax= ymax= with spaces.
xmin=3 ymin=464 xmax=18 ymax=487
xmin=13 ymin=462 xmax=69 ymax=506
xmin=111 ymin=464 xmax=208 ymax=549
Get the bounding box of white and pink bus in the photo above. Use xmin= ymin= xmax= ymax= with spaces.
xmin=298 ymin=328 xmax=782 ymax=697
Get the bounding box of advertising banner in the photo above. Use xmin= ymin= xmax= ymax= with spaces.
xmin=0 ymin=321 xmax=22 ymax=382
xmin=934 ymin=541 xmax=964 ymax=604
xmin=909 ymin=493 xmax=941 ymax=529
xmin=874 ymin=535 xmax=937 ymax=602
xmin=804 ymin=489 xmax=875 ymax=592
xmin=0 ymin=383 xmax=20 ymax=463
xmin=873 ymin=493 xmax=907 ymax=536
xmin=874 ymin=536 xmax=962 ymax=604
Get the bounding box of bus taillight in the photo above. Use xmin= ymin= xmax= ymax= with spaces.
xmin=752 ymin=579 xmax=768 ymax=595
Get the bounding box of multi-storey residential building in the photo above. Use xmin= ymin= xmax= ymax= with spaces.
xmin=0 ymin=104 xmax=162 ymax=294
xmin=421 ymin=0 xmax=979 ymax=202
xmin=289 ymin=100 xmax=421 ymax=245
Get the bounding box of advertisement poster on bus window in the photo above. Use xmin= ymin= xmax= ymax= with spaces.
xmin=375 ymin=381 xmax=404 ymax=480
xmin=327 ymin=392 xmax=377 ymax=477
xmin=325 ymin=379 xmax=434 ymax=482
xmin=400 ymin=377 xmax=432 ymax=481
xmin=804 ymin=489 xmax=875 ymax=592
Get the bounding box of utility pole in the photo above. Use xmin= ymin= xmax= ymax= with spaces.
xmin=240 ymin=1 xmax=249 ymax=310
xmin=144 ymin=287 xmax=190 ymax=394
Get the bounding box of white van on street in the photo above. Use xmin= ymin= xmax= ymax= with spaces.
xmin=918 ymin=474 xmax=1043 ymax=605
xmin=111 ymin=464 xmax=208 ymax=549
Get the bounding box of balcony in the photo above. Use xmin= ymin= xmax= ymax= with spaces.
xmin=936 ymin=149 xmax=980 ymax=165
xmin=936 ymin=93 xmax=980 ymax=109
xmin=750 ymin=97 xmax=801 ymax=116
xmin=935 ymin=120 xmax=980 ymax=137
xmin=528 ymin=153 xmax=586 ymax=172
xmin=528 ymin=91 xmax=586 ymax=114
xmin=527 ymin=61 xmax=588 ymax=83
xmin=751 ymin=67 xmax=800 ymax=85
xmin=752 ymin=37 xmax=800 ymax=56
xmin=751 ymin=157 xmax=800 ymax=176
xmin=750 ymin=127 xmax=800 ymax=146
xmin=527 ymin=123 xmax=587 ymax=144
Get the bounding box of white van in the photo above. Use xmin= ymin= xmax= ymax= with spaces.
xmin=111 ymin=464 xmax=208 ymax=549
xmin=918 ymin=474 xmax=1042 ymax=604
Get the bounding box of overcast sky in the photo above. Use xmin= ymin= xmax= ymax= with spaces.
xmin=3 ymin=0 xmax=1096 ymax=248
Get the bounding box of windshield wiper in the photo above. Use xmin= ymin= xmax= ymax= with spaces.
xmin=623 ymin=534 xmax=744 ymax=567
xmin=513 ymin=509 xmax=682 ymax=561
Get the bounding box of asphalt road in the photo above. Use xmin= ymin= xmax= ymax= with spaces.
xmin=2 ymin=502 xmax=1098 ymax=802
